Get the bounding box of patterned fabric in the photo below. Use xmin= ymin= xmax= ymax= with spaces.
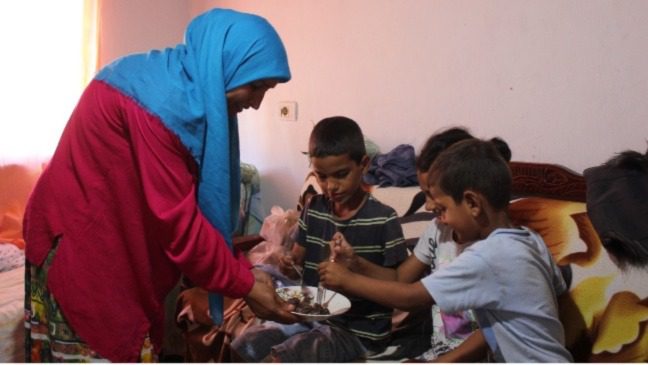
xmin=24 ymin=242 xmax=156 ymax=362
xmin=509 ymin=198 xmax=648 ymax=362
xmin=295 ymin=194 xmax=407 ymax=352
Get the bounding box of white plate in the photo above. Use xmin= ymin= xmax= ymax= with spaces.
xmin=276 ymin=285 xmax=351 ymax=321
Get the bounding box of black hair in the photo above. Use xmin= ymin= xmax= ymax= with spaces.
xmin=490 ymin=137 xmax=512 ymax=163
xmin=416 ymin=127 xmax=474 ymax=172
xmin=308 ymin=116 xmax=366 ymax=163
xmin=416 ymin=127 xmax=512 ymax=173
xmin=586 ymin=147 xmax=648 ymax=269
xmin=604 ymin=148 xmax=648 ymax=171
xmin=405 ymin=128 xmax=511 ymax=216
xmin=429 ymin=139 xmax=511 ymax=210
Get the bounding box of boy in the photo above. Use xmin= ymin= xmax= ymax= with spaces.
xmin=320 ymin=139 xmax=573 ymax=362
xmin=230 ymin=116 xmax=408 ymax=362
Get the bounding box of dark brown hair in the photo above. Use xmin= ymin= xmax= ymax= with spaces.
xmin=428 ymin=139 xmax=512 ymax=210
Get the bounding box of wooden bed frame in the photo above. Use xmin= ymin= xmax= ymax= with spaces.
xmin=509 ymin=161 xmax=586 ymax=202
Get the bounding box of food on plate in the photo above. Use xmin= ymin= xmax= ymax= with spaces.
xmin=277 ymin=287 xmax=330 ymax=315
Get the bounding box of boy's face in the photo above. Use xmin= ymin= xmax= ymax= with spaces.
xmin=311 ymin=154 xmax=368 ymax=207
xmin=428 ymin=184 xmax=480 ymax=243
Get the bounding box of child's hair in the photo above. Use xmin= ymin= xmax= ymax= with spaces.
xmin=416 ymin=127 xmax=474 ymax=172
xmin=490 ymin=137 xmax=512 ymax=163
xmin=308 ymin=116 xmax=366 ymax=163
xmin=585 ymin=147 xmax=648 ymax=269
xmin=604 ymin=149 xmax=648 ymax=171
xmin=416 ymin=127 xmax=512 ymax=173
xmin=428 ymin=139 xmax=511 ymax=210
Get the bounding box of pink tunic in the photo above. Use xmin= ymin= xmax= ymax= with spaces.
xmin=24 ymin=80 xmax=254 ymax=362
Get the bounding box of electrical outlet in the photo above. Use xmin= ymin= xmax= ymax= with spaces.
xmin=278 ymin=101 xmax=297 ymax=121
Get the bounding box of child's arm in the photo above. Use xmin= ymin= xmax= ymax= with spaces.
xmin=432 ymin=330 xmax=488 ymax=362
xmin=319 ymin=261 xmax=434 ymax=311
xmin=331 ymin=232 xmax=428 ymax=282
xmin=278 ymin=242 xmax=306 ymax=279
xmin=330 ymin=232 xmax=397 ymax=280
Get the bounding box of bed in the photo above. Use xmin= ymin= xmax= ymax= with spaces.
xmin=0 ymin=263 xmax=24 ymax=363
xmin=0 ymin=164 xmax=39 ymax=363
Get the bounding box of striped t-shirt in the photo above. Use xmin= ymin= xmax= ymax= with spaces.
xmin=296 ymin=193 xmax=407 ymax=351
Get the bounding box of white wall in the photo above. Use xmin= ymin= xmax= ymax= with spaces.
xmin=105 ymin=0 xmax=648 ymax=213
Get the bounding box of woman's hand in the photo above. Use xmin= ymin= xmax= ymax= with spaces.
xmin=318 ymin=261 xmax=352 ymax=291
xmin=329 ymin=232 xmax=357 ymax=268
xmin=244 ymin=268 xmax=298 ymax=324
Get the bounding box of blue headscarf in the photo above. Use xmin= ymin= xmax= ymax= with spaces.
xmin=95 ymin=8 xmax=291 ymax=324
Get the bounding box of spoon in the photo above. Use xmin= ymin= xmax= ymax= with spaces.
xmin=290 ymin=262 xmax=304 ymax=284
xmin=321 ymin=290 xmax=338 ymax=308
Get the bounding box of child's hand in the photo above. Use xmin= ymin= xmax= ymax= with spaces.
xmin=318 ymin=261 xmax=352 ymax=291
xmin=278 ymin=253 xmax=301 ymax=280
xmin=329 ymin=232 xmax=356 ymax=268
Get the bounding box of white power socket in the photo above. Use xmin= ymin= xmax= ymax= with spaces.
xmin=278 ymin=101 xmax=297 ymax=121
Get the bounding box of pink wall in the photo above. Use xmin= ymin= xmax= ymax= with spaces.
xmin=98 ymin=0 xmax=190 ymax=67
xmin=100 ymin=1 xmax=648 ymax=212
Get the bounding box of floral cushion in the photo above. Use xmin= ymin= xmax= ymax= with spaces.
xmin=509 ymin=197 xmax=648 ymax=362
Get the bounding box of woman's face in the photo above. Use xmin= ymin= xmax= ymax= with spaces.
xmin=226 ymin=79 xmax=280 ymax=117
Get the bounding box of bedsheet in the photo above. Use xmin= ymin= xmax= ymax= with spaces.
xmin=0 ymin=265 xmax=25 ymax=363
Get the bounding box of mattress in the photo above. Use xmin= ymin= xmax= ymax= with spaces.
xmin=0 ymin=265 xmax=25 ymax=363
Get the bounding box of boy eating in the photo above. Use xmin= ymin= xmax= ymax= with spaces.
xmin=231 ymin=116 xmax=407 ymax=362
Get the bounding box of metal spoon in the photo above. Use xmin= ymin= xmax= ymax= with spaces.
xmin=290 ymin=262 xmax=304 ymax=284
xmin=321 ymin=290 xmax=338 ymax=308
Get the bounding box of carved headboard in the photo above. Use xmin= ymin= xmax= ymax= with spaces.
xmin=509 ymin=161 xmax=586 ymax=202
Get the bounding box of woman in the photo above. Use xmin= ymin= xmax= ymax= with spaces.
xmin=23 ymin=8 xmax=296 ymax=362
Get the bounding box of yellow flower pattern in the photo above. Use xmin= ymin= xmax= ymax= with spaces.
xmin=509 ymin=198 xmax=648 ymax=362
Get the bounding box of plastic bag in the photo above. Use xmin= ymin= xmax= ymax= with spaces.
xmin=246 ymin=206 xmax=299 ymax=266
